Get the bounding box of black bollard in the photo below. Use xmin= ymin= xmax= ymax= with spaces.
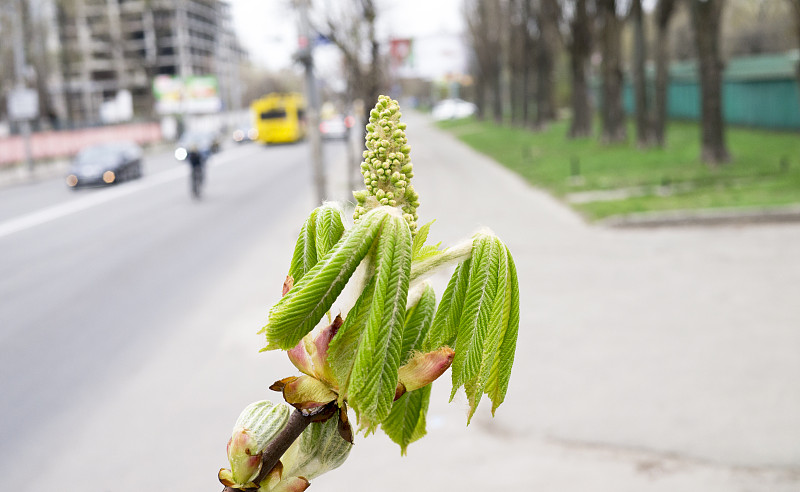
xmin=570 ymin=156 xmax=580 ymax=177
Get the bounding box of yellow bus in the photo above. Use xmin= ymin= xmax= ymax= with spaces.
xmin=251 ymin=92 xmax=307 ymax=144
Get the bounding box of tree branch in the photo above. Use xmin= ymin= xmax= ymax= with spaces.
xmin=221 ymin=403 xmax=336 ymax=491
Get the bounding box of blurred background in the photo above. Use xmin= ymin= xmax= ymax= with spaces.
xmin=0 ymin=0 xmax=798 ymax=491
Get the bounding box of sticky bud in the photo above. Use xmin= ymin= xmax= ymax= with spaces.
xmin=219 ymin=401 xmax=292 ymax=489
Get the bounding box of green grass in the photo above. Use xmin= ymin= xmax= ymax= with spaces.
xmin=437 ymin=117 xmax=800 ymax=219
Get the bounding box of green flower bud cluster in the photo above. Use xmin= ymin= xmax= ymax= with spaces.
xmin=353 ymin=95 xmax=420 ymax=234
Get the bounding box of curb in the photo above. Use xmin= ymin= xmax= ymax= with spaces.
xmin=0 ymin=160 xmax=70 ymax=188
xmin=600 ymin=205 xmax=800 ymax=228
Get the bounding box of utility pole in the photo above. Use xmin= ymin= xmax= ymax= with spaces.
xmin=11 ymin=0 xmax=35 ymax=176
xmin=295 ymin=0 xmax=326 ymax=205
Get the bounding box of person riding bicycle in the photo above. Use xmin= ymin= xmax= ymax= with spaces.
xmin=186 ymin=144 xmax=206 ymax=198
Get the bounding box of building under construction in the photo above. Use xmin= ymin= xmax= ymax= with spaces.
xmin=54 ymin=0 xmax=246 ymax=124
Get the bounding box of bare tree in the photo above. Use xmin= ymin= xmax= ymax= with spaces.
xmin=312 ymin=0 xmax=383 ymax=116
xmin=652 ymin=0 xmax=677 ymax=147
xmin=631 ymin=0 xmax=650 ymax=147
xmin=566 ymin=0 xmax=594 ymax=138
xmin=507 ymin=0 xmax=529 ymax=126
xmin=725 ymin=0 xmax=797 ymax=56
xmin=690 ymin=0 xmax=730 ymax=165
xmin=465 ymin=0 xmax=504 ymax=124
xmin=535 ymin=0 xmax=561 ymax=127
xmin=521 ymin=0 xmax=534 ymax=127
xmin=598 ymin=0 xmax=627 ymax=143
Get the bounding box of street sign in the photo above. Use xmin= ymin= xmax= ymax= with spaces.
xmin=7 ymin=88 xmax=38 ymax=121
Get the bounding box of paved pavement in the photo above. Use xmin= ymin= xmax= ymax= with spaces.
xmin=1 ymin=111 xmax=798 ymax=492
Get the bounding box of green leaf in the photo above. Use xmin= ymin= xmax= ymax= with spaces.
xmin=314 ymin=203 xmax=345 ymax=259
xmin=328 ymin=276 xmax=378 ymax=398
xmin=414 ymin=244 xmax=444 ymax=262
xmin=335 ymin=213 xmax=413 ymax=432
xmin=449 ymin=235 xmax=501 ymax=406
xmin=287 ymin=208 xmax=319 ymax=284
xmin=423 ymin=258 xmax=471 ymax=351
xmin=381 ymin=384 xmax=432 ymax=455
xmin=287 ymin=204 xmax=345 ymax=284
xmin=412 ymin=220 xmax=445 ymax=263
xmin=484 ymin=245 xmax=519 ymax=415
xmin=411 ymin=220 xmax=434 ymax=258
xmin=261 ymin=208 xmax=388 ymax=350
xmin=400 ymin=282 xmax=436 ymax=362
xmin=464 ymin=240 xmax=509 ymax=420
xmin=430 ymin=234 xmax=520 ymax=423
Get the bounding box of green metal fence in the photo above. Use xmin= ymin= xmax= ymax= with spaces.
xmin=623 ymin=51 xmax=800 ymax=130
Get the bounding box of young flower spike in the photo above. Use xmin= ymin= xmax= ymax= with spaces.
xmin=354 ymin=95 xmax=419 ymax=234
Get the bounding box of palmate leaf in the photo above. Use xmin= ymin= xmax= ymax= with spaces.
xmin=329 ymin=213 xmax=413 ymax=432
xmin=261 ymin=208 xmax=388 ymax=351
xmin=381 ymin=282 xmax=437 ymax=453
xmin=288 ymin=204 xmax=345 ymax=284
xmin=417 ymin=233 xmax=520 ymax=423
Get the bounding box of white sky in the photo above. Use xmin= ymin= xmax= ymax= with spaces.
xmin=228 ymin=0 xmax=465 ymax=72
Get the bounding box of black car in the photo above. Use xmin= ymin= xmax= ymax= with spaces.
xmin=66 ymin=141 xmax=143 ymax=189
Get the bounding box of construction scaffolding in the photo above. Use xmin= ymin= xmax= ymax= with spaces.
xmin=54 ymin=0 xmax=245 ymax=125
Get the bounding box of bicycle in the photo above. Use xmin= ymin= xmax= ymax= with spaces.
xmin=186 ymin=148 xmax=207 ymax=199
xmin=190 ymin=163 xmax=204 ymax=199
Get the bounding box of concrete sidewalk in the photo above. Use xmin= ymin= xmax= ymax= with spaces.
xmin=316 ymin=111 xmax=800 ymax=491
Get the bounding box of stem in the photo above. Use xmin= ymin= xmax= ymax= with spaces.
xmin=255 ymin=409 xmax=312 ymax=483
xmin=409 ymin=238 xmax=473 ymax=286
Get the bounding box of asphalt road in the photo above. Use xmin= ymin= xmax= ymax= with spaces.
xmin=0 ymin=138 xmax=352 ymax=490
xmin=1 ymin=113 xmax=798 ymax=492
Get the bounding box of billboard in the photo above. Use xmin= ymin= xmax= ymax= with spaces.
xmin=153 ymin=75 xmax=223 ymax=114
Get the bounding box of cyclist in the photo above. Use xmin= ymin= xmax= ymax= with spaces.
xmin=186 ymin=144 xmax=205 ymax=199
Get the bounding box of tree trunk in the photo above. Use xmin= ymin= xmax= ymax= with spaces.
xmin=790 ymin=0 xmax=800 ymax=100
xmin=521 ymin=0 xmax=532 ymax=127
xmin=599 ymin=0 xmax=627 ymax=143
xmin=690 ymin=0 xmax=730 ymax=165
xmin=491 ymin=60 xmax=503 ymax=124
xmin=509 ymin=71 xmax=521 ymax=125
xmin=632 ymin=0 xmax=650 ymax=147
xmin=535 ymin=0 xmax=560 ymax=127
xmin=465 ymin=0 xmax=502 ymax=123
xmin=653 ymin=0 xmax=676 ymax=147
xmin=568 ymin=0 xmax=593 ymax=138
xmin=507 ymin=0 xmax=523 ymax=126
xmin=474 ymin=70 xmax=486 ymax=121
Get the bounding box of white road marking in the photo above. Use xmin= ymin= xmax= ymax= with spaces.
xmin=0 ymin=150 xmax=243 ymax=240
